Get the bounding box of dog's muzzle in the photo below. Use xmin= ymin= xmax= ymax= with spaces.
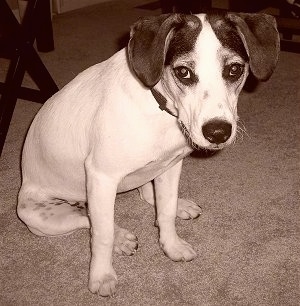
xmin=151 ymin=88 xmax=232 ymax=148
xmin=202 ymin=119 xmax=232 ymax=145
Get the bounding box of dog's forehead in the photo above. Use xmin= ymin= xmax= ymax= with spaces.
xmin=194 ymin=14 xmax=222 ymax=57
xmin=166 ymin=13 xmax=248 ymax=64
xmin=205 ymin=13 xmax=248 ymax=61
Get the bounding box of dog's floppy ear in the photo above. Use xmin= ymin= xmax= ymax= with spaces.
xmin=227 ymin=13 xmax=280 ymax=81
xmin=128 ymin=14 xmax=199 ymax=87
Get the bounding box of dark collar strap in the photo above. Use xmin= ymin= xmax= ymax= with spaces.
xmin=151 ymin=88 xmax=177 ymax=117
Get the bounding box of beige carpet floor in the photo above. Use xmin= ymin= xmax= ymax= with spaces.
xmin=1 ymin=0 xmax=299 ymax=305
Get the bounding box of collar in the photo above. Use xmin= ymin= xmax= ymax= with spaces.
xmin=151 ymin=88 xmax=177 ymax=117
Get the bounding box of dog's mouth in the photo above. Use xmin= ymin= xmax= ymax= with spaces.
xmin=178 ymin=120 xmax=223 ymax=151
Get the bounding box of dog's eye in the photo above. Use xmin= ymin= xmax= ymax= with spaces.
xmin=175 ymin=66 xmax=191 ymax=79
xmin=223 ymin=63 xmax=244 ymax=81
xmin=174 ymin=66 xmax=198 ymax=85
xmin=229 ymin=64 xmax=244 ymax=77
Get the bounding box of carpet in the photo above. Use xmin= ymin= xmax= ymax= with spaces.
xmin=0 ymin=0 xmax=299 ymax=305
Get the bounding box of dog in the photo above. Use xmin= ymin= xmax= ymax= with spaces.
xmin=17 ymin=12 xmax=279 ymax=296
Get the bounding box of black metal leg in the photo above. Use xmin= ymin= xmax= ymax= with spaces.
xmin=0 ymin=0 xmax=58 ymax=156
xmin=160 ymin=0 xmax=174 ymax=13
xmin=35 ymin=0 xmax=55 ymax=52
xmin=0 ymin=53 xmax=26 ymax=154
xmin=24 ymin=46 xmax=58 ymax=101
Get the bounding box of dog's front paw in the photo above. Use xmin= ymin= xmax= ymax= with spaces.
xmin=177 ymin=198 xmax=202 ymax=220
xmin=114 ymin=226 xmax=138 ymax=256
xmin=160 ymin=236 xmax=197 ymax=262
xmin=88 ymin=272 xmax=118 ymax=297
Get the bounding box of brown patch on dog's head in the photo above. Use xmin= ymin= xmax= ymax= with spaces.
xmin=128 ymin=13 xmax=279 ymax=87
xmin=128 ymin=14 xmax=201 ymax=87
xmin=225 ymin=13 xmax=280 ymax=81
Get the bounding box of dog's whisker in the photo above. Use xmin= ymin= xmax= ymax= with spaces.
xmin=234 ymin=130 xmax=244 ymax=145
xmin=234 ymin=119 xmax=250 ymax=144
xmin=237 ymin=119 xmax=247 ymax=132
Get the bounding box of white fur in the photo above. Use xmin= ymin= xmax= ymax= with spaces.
xmin=18 ymin=15 xmax=249 ymax=297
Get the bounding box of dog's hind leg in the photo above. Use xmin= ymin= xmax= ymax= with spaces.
xmin=17 ymin=184 xmax=138 ymax=253
xmin=138 ymin=181 xmax=202 ymax=220
xmin=17 ymin=185 xmax=90 ymax=237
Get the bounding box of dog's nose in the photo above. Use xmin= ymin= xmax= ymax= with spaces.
xmin=202 ymin=119 xmax=232 ymax=144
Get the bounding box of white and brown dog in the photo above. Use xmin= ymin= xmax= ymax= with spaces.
xmin=18 ymin=13 xmax=279 ymax=296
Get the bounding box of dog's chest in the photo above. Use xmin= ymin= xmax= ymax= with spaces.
xmin=117 ymin=141 xmax=192 ymax=192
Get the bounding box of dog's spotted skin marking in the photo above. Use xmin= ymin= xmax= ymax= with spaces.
xmin=33 ymin=204 xmax=44 ymax=211
xmin=40 ymin=212 xmax=48 ymax=221
xmin=18 ymin=197 xmax=138 ymax=255
xmin=19 ymin=203 xmax=26 ymax=209
xmin=35 ymin=203 xmax=46 ymax=207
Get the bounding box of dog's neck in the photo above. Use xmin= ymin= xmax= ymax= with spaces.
xmin=151 ymin=88 xmax=177 ymax=117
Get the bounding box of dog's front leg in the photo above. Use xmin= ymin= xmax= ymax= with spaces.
xmin=86 ymin=161 xmax=118 ymax=297
xmin=155 ymin=160 xmax=197 ymax=262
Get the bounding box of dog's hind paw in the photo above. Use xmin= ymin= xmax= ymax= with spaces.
xmin=160 ymin=236 xmax=197 ymax=262
xmin=114 ymin=226 xmax=138 ymax=256
xmin=89 ymin=273 xmax=118 ymax=297
xmin=177 ymin=198 xmax=202 ymax=220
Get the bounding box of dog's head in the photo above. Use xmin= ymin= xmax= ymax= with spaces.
xmin=128 ymin=13 xmax=280 ymax=150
